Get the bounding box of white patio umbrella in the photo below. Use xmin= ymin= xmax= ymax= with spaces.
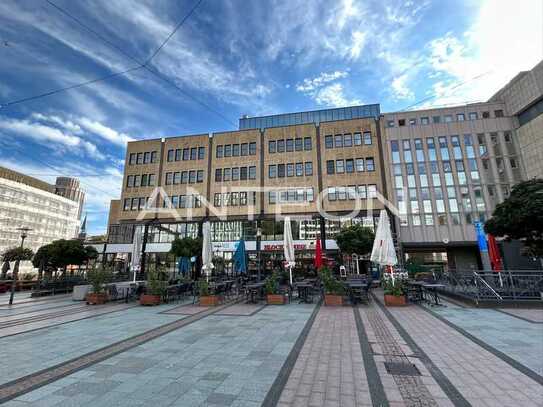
xmin=201 ymin=221 xmax=214 ymax=282
xmin=283 ymin=217 xmax=296 ymax=285
xmin=370 ymin=210 xmax=398 ymax=282
xmin=131 ymin=228 xmax=141 ymax=283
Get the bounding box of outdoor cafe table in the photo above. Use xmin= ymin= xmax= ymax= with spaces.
xmin=406 ymin=281 xmax=445 ymax=306
xmin=295 ymin=282 xmax=313 ymax=303
xmin=344 ymin=280 xmax=369 ymax=304
xmin=246 ymin=282 xmax=265 ymax=303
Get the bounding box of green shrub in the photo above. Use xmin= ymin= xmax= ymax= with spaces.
xmin=87 ymin=266 xmax=111 ymax=294
xmin=264 ymin=272 xmax=280 ymax=295
xmin=147 ymin=271 xmax=167 ymax=296
xmin=382 ymin=278 xmax=405 ymax=296
xmin=198 ymin=279 xmax=209 ymax=297
xmin=319 ymin=266 xmax=345 ymax=295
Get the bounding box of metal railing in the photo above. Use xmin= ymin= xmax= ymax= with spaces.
xmin=433 ymin=270 xmax=543 ymax=304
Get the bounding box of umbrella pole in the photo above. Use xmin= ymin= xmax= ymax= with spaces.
xmin=289 ymin=265 xmax=293 ymax=286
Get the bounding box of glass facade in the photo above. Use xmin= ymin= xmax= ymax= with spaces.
xmin=239 ymin=104 xmax=380 ymax=130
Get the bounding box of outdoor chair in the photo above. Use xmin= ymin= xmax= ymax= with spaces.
xmin=108 ymin=285 xmax=119 ymax=301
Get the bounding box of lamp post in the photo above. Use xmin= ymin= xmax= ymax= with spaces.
xmin=9 ymin=227 xmax=32 ymax=305
xmin=256 ymin=226 xmax=262 ymax=282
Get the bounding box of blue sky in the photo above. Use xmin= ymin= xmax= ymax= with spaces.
xmin=0 ymin=0 xmax=541 ymax=235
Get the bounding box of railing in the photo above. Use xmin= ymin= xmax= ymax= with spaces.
xmin=433 ymin=270 xmax=543 ymax=304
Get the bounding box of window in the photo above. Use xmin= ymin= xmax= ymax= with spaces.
xmin=181 ymin=171 xmax=188 ymax=184
xmin=336 ymin=159 xmax=345 ymax=174
xmin=325 ymin=135 xmax=333 ymax=148
xmin=240 ymin=192 xmax=247 ymax=206
xmin=216 ymin=145 xmax=223 ymax=158
xmin=326 ymin=159 xmax=336 ymax=176
xmin=189 ymin=170 xmax=196 ymax=183
xmin=357 ymin=185 xmax=366 ymax=199
xmin=197 ymin=170 xmax=204 ymax=183
xmin=143 ymin=152 xmax=151 ymax=164
xmin=504 ymin=132 xmax=512 ymax=143
xmin=366 ymin=157 xmax=375 ymax=171
xmin=277 ymin=164 xmax=285 ymax=177
xmin=304 ymin=137 xmax=312 ymax=150
xmin=345 ymin=159 xmax=354 ymax=173
xmin=232 ymin=167 xmax=240 ymax=181
xmin=214 ymin=193 xmax=221 ymax=207
xmin=269 ymin=165 xmax=277 ymax=178
xmin=198 ymin=147 xmax=205 ymax=160
xmin=305 ymin=162 xmax=313 ymax=176
xmin=131 ymin=197 xmax=139 ymax=210
xmin=287 ymin=163 xmax=294 ymax=177
xmin=398 ymin=119 xmax=406 ymax=126
xmin=363 ymin=132 xmax=372 ymax=145
xmin=148 ymin=174 xmax=156 ymax=186
xmin=126 ymin=175 xmax=134 ymax=187
xmin=223 ymin=168 xmax=231 ymax=181
xmin=268 ymin=191 xmax=276 ymax=204
xmin=171 ymin=148 xmax=179 ymax=161
xmin=409 ymin=118 xmax=416 ymax=125
xmin=334 ymin=134 xmax=343 ymax=148
xmin=510 ymin=158 xmax=518 ymax=169
xmin=241 ymin=143 xmax=248 ymax=156
xmin=328 ymin=187 xmax=337 ymax=201
xmin=277 ymin=139 xmax=285 ymax=153
xmin=179 ymin=195 xmax=186 ymax=209
xmin=129 ymin=153 xmax=136 ymax=165
xmin=307 ymin=188 xmax=314 ymax=202
xmin=249 ymin=166 xmax=256 ymax=179
xmin=353 ymin=132 xmax=362 ymax=146
xmin=457 ymin=113 xmax=465 ymax=121
xmin=494 ymin=109 xmax=504 ymax=118
xmin=166 ymin=149 xmax=174 ymax=162
xmin=183 ymin=148 xmax=190 ymax=160
xmin=171 ymin=195 xmax=179 ymax=209
xmin=482 ymin=111 xmax=490 ymax=119
xmin=368 ymin=185 xmax=377 ymax=198
xmin=344 ymin=133 xmax=352 ymax=147
xmin=432 ymin=116 xmax=441 ymax=123
xmin=338 ymin=186 xmax=346 ymax=200
xmin=240 ymin=166 xmax=248 ymax=180
xmin=295 ymin=138 xmax=303 ymax=151
xmin=421 ymin=117 xmax=429 ymax=125
xmin=123 ymin=198 xmax=131 ymax=211
xmin=249 ymin=142 xmax=256 ymax=155
xmin=215 ymin=168 xmax=222 ymax=182
xmin=286 ymin=139 xmax=294 ymax=152
xmin=444 ymin=115 xmax=453 ymax=122
xmin=165 ymin=172 xmax=173 ymax=185
xmin=136 ymin=153 xmax=143 ymax=164
xmin=232 ymin=144 xmax=240 ymax=157
xmin=353 ymin=158 xmax=363 ymax=172
xmin=269 ymin=140 xmax=276 ymax=153
xmin=138 ymin=197 xmax=146 ymax=210
xmin=173 ymin=172 xmax=181 ymax=185
xmin=189 ymin=148 xmax=196 ymax=160
xmin=296 ymin=162 xmax=303 ymax=176
xmin=224 ymin=144 xmax=232 ymax=157
xmin=387 ymin=120 xmax=395 ymax=127
xmin=469 ymin=112 xmax=478 ymax=120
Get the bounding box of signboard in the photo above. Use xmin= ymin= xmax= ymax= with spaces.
xmin=474 ymin=221 xmax=488 ymax=252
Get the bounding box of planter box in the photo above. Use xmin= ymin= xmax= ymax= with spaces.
xmin=384 ymin=294 xmax=407 ymax=306
xmin=200 ymin=295 xmax=221 ymax=306
xmin=140 ymin=294 xmax=161 ymax=306
xmin=86 ymin=293 xmax=108 ymax=305
xmin=267 ymin=294 xmax=286 ymax=305
xmin=324 ymin=294 xmax=343 ymax=306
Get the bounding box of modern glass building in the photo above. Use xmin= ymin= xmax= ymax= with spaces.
xmin=239 ymin=104 xmax=380 ymax=130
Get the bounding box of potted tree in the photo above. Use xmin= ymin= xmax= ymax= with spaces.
xmin=198 ymin=279 xmax=221 ymax=306
xmin=170 ymin=237 xmax=201 ymax=279
xmin=265 ymin=272 xmax=285 ymax=305
xmin=140 ymin=271 xmax=166 ymax=306
xmin=383 ymin=278 xmax=407 ymax=306
xmin=320 ymin=267 xmax=345 ymax=306
xmin=86 ymin=266 xmax=110 ymax=305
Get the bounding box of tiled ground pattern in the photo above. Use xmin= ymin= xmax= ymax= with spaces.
xmin=497 ymin=308 xmax=543 ymax=323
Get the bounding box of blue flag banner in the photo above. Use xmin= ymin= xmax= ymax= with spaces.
xmin=232 ymin=239 xmax=247 ymax=274
xmin=474 ymin=221 xmax=488 ymax=252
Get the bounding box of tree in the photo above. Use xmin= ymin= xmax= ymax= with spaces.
xmin=32 ymin=244 xmax=54 ymax=280
xmin=485 ymin=179 xmax=543 ymax=257
xmin=335 ymin=224 xmax=375 ymax=255
xmin=170 ymin=237 xmax=202 ymax=259
xmin=32 ymin=240 xmax=90 ymax=277
xmin=2 ymin=247 xmax=34 ymax=279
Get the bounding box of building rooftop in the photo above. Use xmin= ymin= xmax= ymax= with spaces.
xmin=0 ymin=166 xmax=54 ymax=194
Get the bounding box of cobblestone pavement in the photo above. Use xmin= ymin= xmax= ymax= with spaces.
xmin=278 ymin=306 xmax=372 ymax=407
xmin=376 ymin=293 xmax=543 ymax=407
xmin=423 ymin=301 xmax=543 ymax=376
xmin=497 ymin=308 xmax=543 ymax=323
xmin=3 ymin=302 xmax=315 ymax=407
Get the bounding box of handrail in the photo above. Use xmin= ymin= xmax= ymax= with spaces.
xmin=473 ymin=272 xmax=503 ymax=301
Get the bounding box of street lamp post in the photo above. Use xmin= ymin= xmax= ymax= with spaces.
xmin=9 ymin=227 xmax=32 ymax=305
xmin=256 ymin=226 xmax=262 ymax=282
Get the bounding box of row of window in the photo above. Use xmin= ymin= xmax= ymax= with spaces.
xmin=268 ymin=188 xmax=315 ymax=204
xmin=324 ymin=132 xmax=372 ymax=149
xmin=215 ymin=166 xmax=257 ymax=182
xmin=123 ymin=197 xmax=149 ymax=211
xmin=326 ymin=185 xmax=377 ymax=201
xmin=268 ymin=137 xmax=312 ymax=153
xmin=216 ymin=142 xmax=257 ymax=158
xmin=326 ymin=157 xmax=374 ymax=174
xmin=387 ymin=110 xmax=504 ymax=128
xmin=128 ymin=151 xmax=158 ymax=165
xmin=268 ymin=162 xmax=313 ymax=178
xmin=213 ymin=191 xmax=257 ymax=207
xmin=391 ymin=135 xmax=476 ymax=164
xmin=126 ymin=174 xmax=156 ymax=188
xmin=164 ymin=170 xmax=204 ymax=185
xmin=167 ymin=147 xmax=205 ymax=162
xmin=164 ymin=194 xmax=203 ymax=209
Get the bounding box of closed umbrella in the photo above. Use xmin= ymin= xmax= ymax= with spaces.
xmin=201 ymin=221 xmax=214 ymax=282
xmin=487 ymin=234 xmax=503 ymax=287
xmin=314 ymin=238 xmax=323 ymax=270
xmin=283 ymin=217 xmax=295 ymax=285
xmin=233 ymin=239 xmax=247 ymax=274
xmin=131 ymin=228 xmax=141 ymax=283
xmin=370 ymin=210 xmax=398 ymax=282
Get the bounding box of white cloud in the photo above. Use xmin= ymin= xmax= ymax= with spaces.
xmin=314 ymin=83 xmax=362 ymax=107
xmin=296 ymin=71 xmax=349 ymax=92
xmin=77 ymin=117 xmax=134 ymax=146
xmin=391 ymin=74 xmax=414 ymax=100
xmin=0 ymin=116 xmax=81 ymax=146
xmin=349 ymin=31 xmax=367 ymax=60
xmin=31 ymin=113 xmax=83 ymax=134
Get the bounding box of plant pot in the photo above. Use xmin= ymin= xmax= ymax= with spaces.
xmin=324 ymin=294 xmax=343 ymax=306
xmin=140 ymin=294 xmax=162 ymax=306
xmin=267 ymin=294 xmax=286 ymax=305
xmin=200 ymin=295 xmax=221 ymax=306
xmin=86 ymin=292 xmax=108 ymax=305
xmin=384 ymin=294 xmax=407 ymax=306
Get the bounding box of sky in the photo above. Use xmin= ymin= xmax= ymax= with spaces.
xmin=0 ymin=0 xmax=541 ymax=235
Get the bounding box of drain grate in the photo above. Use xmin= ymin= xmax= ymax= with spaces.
xmin=384 ymin=362 xmax=421 ymax=376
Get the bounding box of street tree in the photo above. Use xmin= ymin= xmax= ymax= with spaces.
xmin=1 ymin=247 xmax=34 ymax=280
